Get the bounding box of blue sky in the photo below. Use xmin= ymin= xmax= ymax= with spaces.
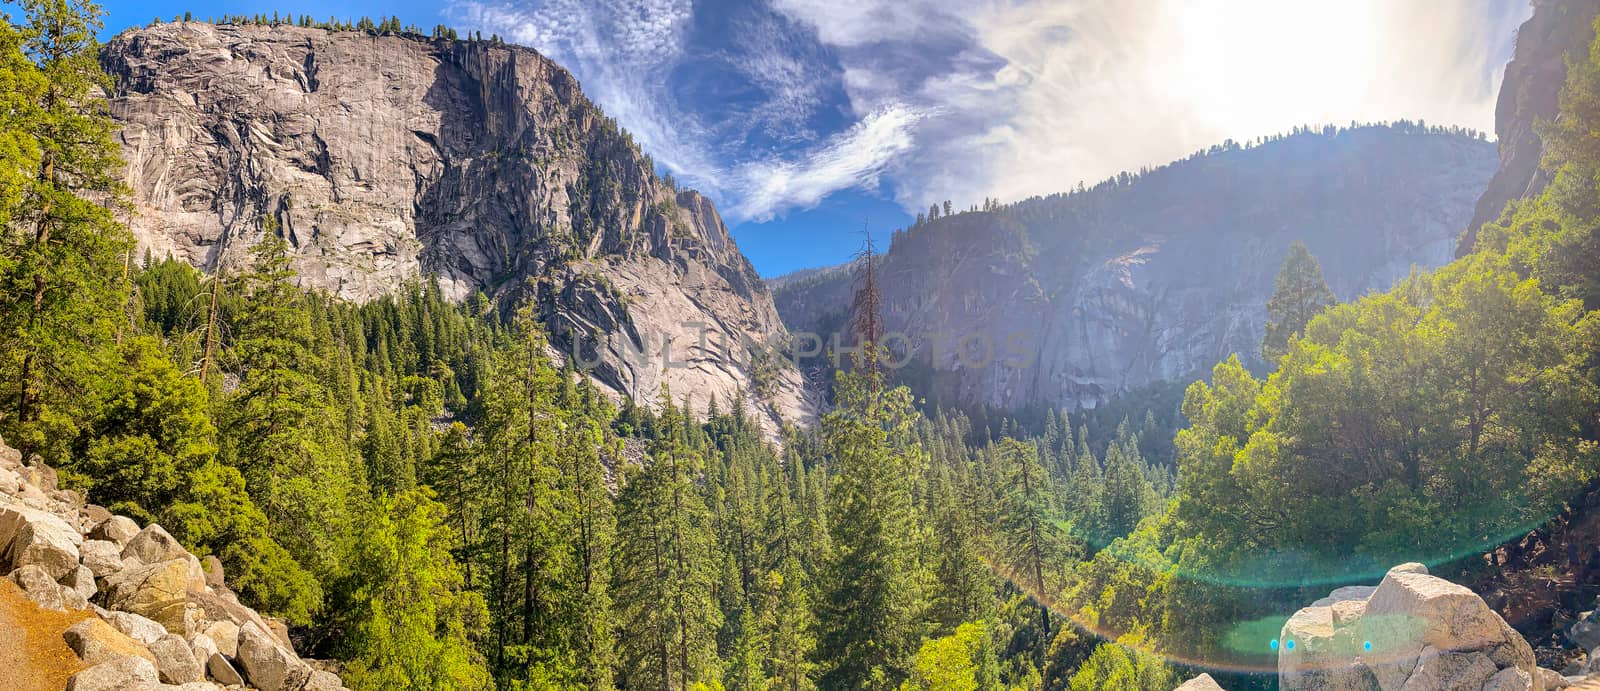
xmin=68 ymin=0 xmax=1528 ymax=276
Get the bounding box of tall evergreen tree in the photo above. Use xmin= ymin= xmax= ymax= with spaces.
xmin=0 ymin=0 xmax=130 ymax=454
xmin=221 ymin=236 xmax=360 ymax=589
xmin=996 ymin=438 xmax=1067 ymax=639
xmin=815 ymin=355 xmax=930 ymax=689
xmin=613 ymin=394 xmax=723 ymax=689
xmin=339 ymin=488 xmax=491 ymax=691
xmin=1261 ymin=241 xmax=1336 ymax=362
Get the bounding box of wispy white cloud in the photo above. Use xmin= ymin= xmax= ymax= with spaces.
xmin=454 ymin=0 xmax=1530 ymax=224
xmin=732 ymin=104 xmax=924 ymax=220
xmin=777 ymin=0 xmax=1529 ymax=210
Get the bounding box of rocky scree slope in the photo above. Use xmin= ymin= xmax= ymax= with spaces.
xmin=772 ymin=126 xmax=1495 ymax=411
xmin=0 ymin=435 xmax=338 ymax=690
xmin=1460 ymin=0 xmax=1600 ymax=256
xmin=100 ymin=22 xmax=814 ymax=434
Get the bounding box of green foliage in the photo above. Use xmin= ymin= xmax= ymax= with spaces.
xmin=15 ymin=2 xmax=1600 ymax=687
xmin=896 ymin=622 xmax=999 ymax=691
xmin=339 ymin=488 xmax=491 ymax=690
xmin=1261 ymin=241 xmax=1337 ymax=363
xmin=0 ymin=0 xmax=131 ymax=455
xmin=614 ymin=395 xmax=723 ymax=689
xmin=816 ymin=357 xmax=932 ymax=689
xmin=1065 ymin=639 xmax=1175 ymax=691
xmin=1176 ymin=252 xmax=1600 ymax=582
xmin=220 ymin=237 xmax=364 ymax=587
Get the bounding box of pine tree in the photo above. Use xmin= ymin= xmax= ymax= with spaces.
xmin=0 ymin=0 xmax=131 ymax=454
xmin=339 ymin=488 xmax=491 ymax=690
xmin=614 ymin=394 xmax=723 ymax=689
xmin=221 ymin=236 xmax=359 ymax=585
xmin=996 ymin=438 xmax=1067 ymax=639
xmin=815 ymin=354 xmax=929 ymax=688
xmin=927 ymin=461 xmax=992 ymax=630
xmin=474 ymin=303 xmax=597 ymax=685
xmin=1261 ymin=241 xmax=1336 ymax=362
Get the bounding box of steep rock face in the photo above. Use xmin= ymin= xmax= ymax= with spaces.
xmin=100 ymin=22 xmax=813 ymax=433
xmin=773 ymin=127 xmax=1495 ymax=410
xmin=1460 ymin=0 xmax=1600 ymax=256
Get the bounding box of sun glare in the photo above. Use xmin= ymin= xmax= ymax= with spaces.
xmin=1163 ymin=0 xmax=1379 ymax=140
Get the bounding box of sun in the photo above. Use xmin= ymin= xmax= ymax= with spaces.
xmin=1160 ymin=0 xmax=1379 ymax=140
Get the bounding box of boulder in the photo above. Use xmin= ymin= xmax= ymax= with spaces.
xmin=80 ymin=539 xmax=126 ymax=578
xmin=121 ymin=524 xmax=188 ymax=565
xmin=189 ymin=632 xmax=219 ymax=666
xmin=0 ymin=504 xmax=82 ymax=578
xmin=1281 ymin=565 xmax=1538 ymax=691
xmin=62 ymin=618 xmax=156 ymax=666
xmin=189 ymin=589 xmax=270 ymax=648
xmin=1312 ymin=586 xmax=1378 ymax=608
xmin=63 ymin=563 xmax=97 ymax=600
xmin=206 ymin=652 xmax=245 ymax=685
xmin=266 ymin=616 xmax=296 ymax=653
xmin=101 ymin=610 xmax=168 ymax=645
xmin=201 ymin=554 xmax=225 ymax=590
xmin=1397 ymin=647 xmax=1497 ymax=690
xmin=1280 ymin=594 xmax=1380 ymax=691
xmin=303 ymin=669 xmax=344 ymax=690
xmin=82 ymin=504 xmax=112 ymax=531
xmin=1390 ymin=562 xmax=1429 ymax=576
xmin=149 ymin=633 xmax=204 ymax=684
xmin=99 ymin=559 xmax=201 ymax=633
xmin=1482 ymin=666 xmax=1533 ymax=691
xmin=89 ymin=516 xmax=140 ymax=548
xmin=65 ymin=655 xmax=159 ymax=691
xmin=1539 ymin=667 xmax=1571 ymax=689
xmin=1568 ymin=604 xmax=1600 ymax=651
xmin=11 ymin=563 xmax=88 ymax=610
xmin=236 ymin=620 xmax=310 ymax=691
xmin=21 ymin=456 xmax=57 ymax=492
xmin=169 ymin=683 xmax=225 ymax=691
xmin=1174 ymin=673 xmax=1226 ymax=690
xmin=1362 ymin=567 xmax=1515 ymax=662
xmin=201 ymin=619 xmax=240 ymax=658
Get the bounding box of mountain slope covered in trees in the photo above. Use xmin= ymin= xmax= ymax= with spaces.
xmin=771 ymin=124 xmax=1495 ymax=411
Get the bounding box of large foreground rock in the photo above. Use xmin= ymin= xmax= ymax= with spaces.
xmin=98 ymin=558 xmax=203 ymax=634
xmin=0 ymin=504 xmax=83 ymax=578
xmin=1280 ymin=564 xmax=1537 ymax=691
xmin=10 ymin=563 xmax=88 ymax=610
xmin=236 ymin=621 xmax=311 ymax=691
xmin=65 ymin=654 xmax=159 ymax=691
xmin=62 ymin=618 xmax=156 ymax=666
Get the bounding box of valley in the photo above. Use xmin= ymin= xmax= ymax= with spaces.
xmin=0 ymin=1 xmax=1599 ymax=690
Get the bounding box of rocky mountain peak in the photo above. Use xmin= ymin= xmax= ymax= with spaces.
xmin=100 ymin=21 xmax=815 ymax=434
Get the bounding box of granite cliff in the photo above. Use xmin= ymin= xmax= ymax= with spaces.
xmin=772 ymin=126 xmax=1496 ymax=410
xmin=99 ymin=22 xmax=814 ymax=433
xmin=1460 ymin=0 xmax=1600 ymax=256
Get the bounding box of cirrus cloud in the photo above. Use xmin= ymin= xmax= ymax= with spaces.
xmin=452 ymin=0 xmax=1529 ymax=225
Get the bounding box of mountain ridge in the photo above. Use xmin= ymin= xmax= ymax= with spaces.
xmin=100 ymin=21 xmax=816 ymax=434
xmin=771 ymin=124 xmax=1497 ymax=411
